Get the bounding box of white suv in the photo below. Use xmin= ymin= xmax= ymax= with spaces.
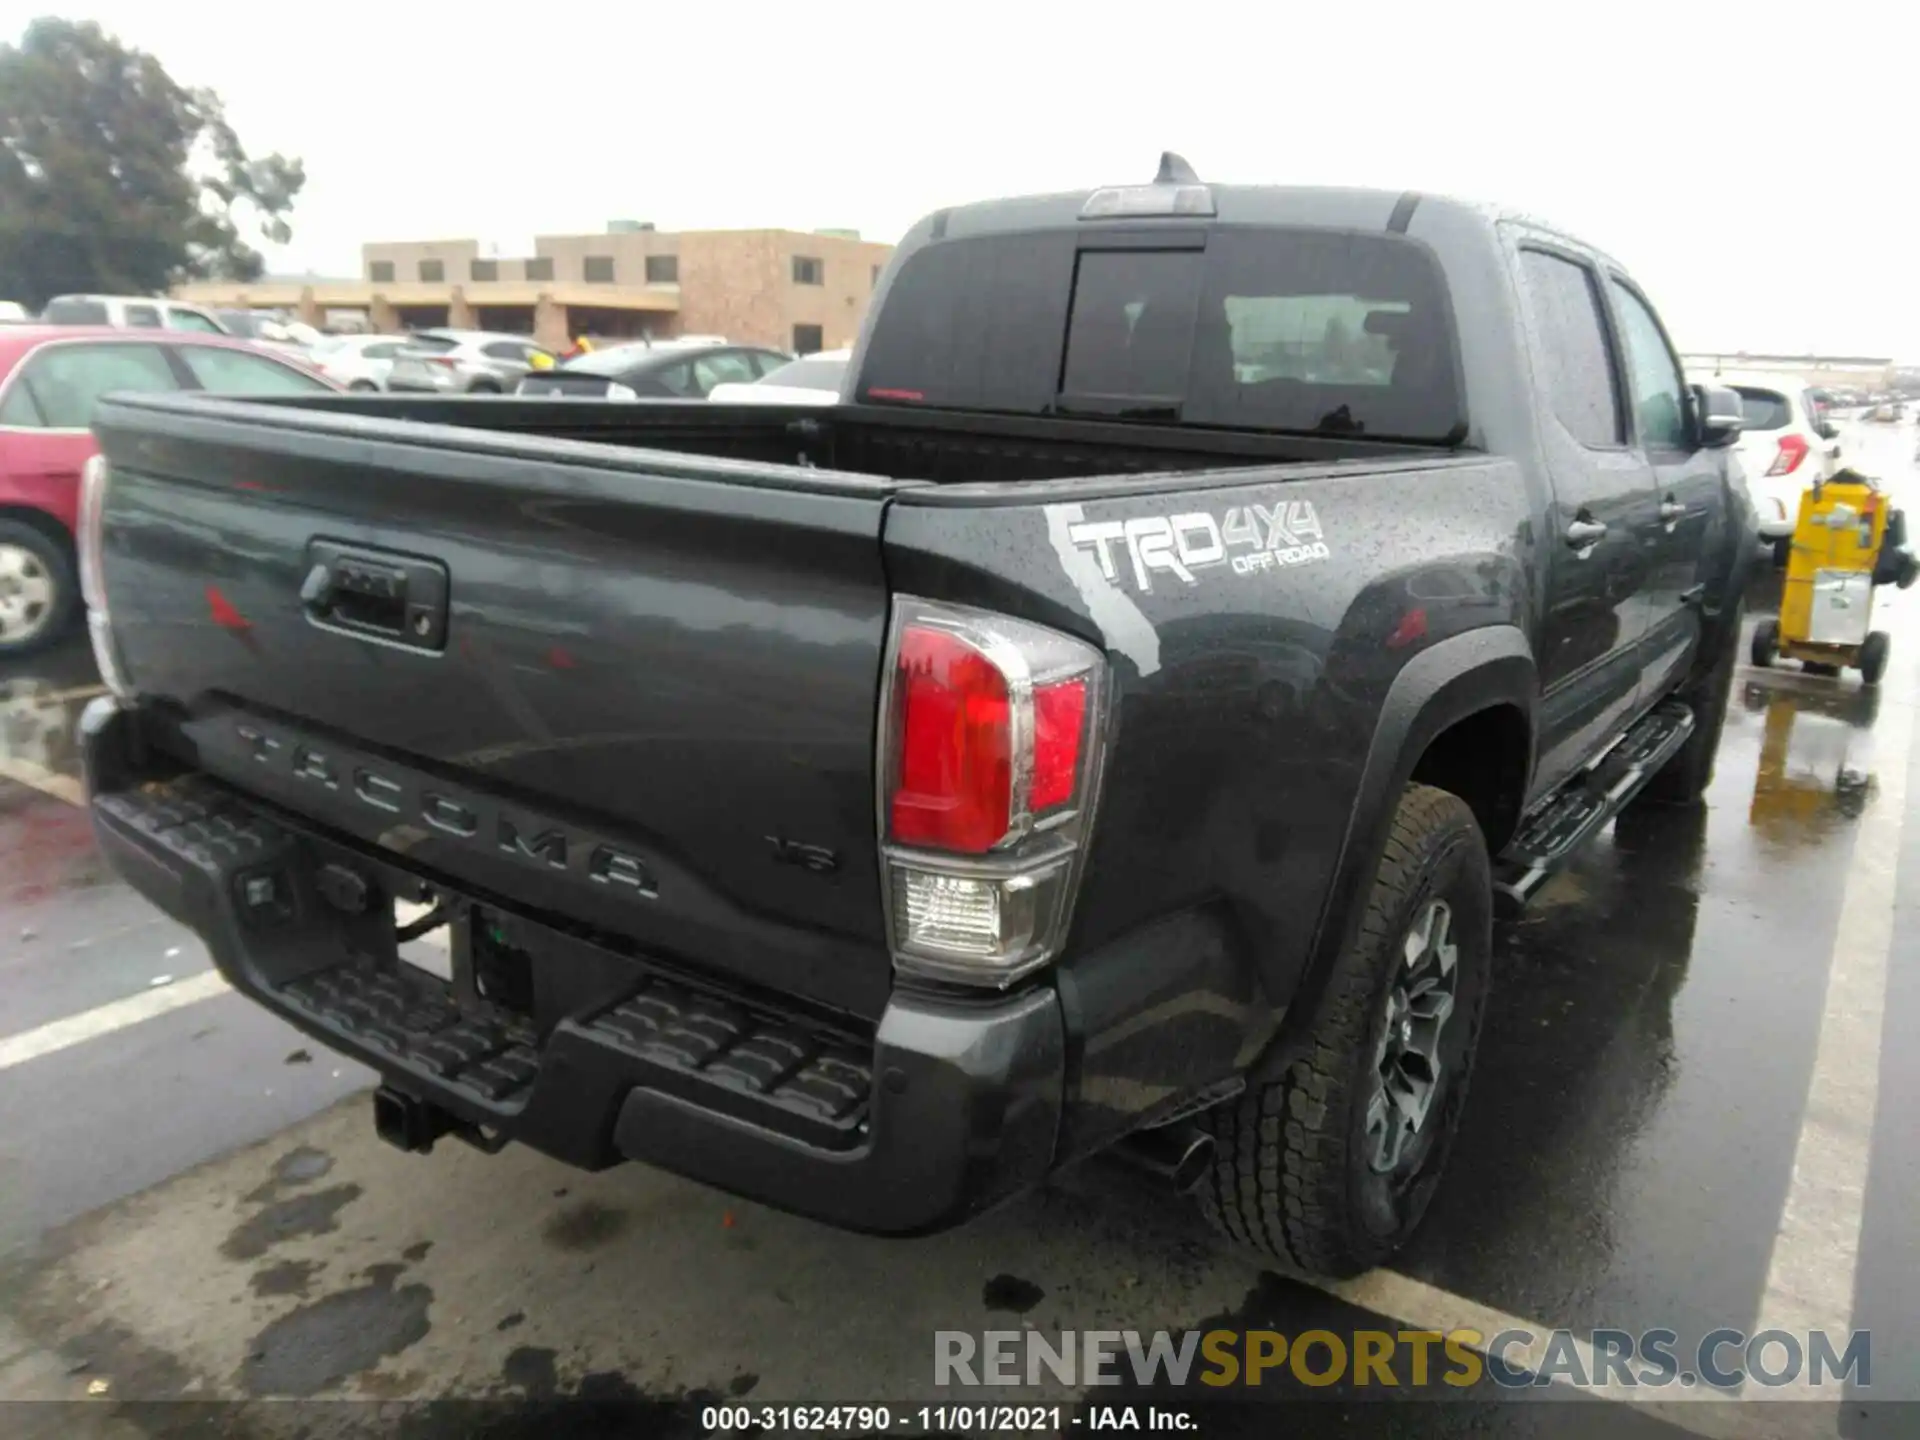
xmin=1695 ymin=371 xmax=1842 ymax=562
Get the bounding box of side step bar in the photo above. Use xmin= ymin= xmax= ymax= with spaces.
xmin=1492 ymin=700 xmax=1695 ymax=916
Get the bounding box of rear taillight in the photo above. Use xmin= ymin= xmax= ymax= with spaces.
xmin=879 ymin=597 xmax=1109 ymax=987
xmin=1767 ymin=434 xmax=1810 ymax=477
xmin=78 ymin=454 xmax=132 ymax=698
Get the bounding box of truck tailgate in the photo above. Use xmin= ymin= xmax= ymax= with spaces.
xmin=92 ymin=393 xmax=909 ymax=1020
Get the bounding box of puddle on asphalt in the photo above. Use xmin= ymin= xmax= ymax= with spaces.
xmin=221 ymin=1184 xmax=363 ymax=1262
xmin=239 ymin=1270 xmax=433 ymax=1396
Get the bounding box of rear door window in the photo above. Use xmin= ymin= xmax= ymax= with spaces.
xmin=174 ymin=345 xmax=333 ymax=395
xmin=4 ymin=342 xmax=180 ymax=427
xmin=124 ymin=304 xmax=163 ymax=329
xmin=166 ymin=308 xmax=225 ymax=334
xmin=652 ymin=361 xmax=698 ymax=397
xmin=1516 ymin=250 xmax=1622 ymax=448
xmin=692 ymin=351 xmax=758 ymax=393
xmin=859 ymin=226 xmax=1463 ymax=440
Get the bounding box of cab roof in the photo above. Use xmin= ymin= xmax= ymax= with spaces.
xmin=910 ymin=154 xmax=1627 ymax=275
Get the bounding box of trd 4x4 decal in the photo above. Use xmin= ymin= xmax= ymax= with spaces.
xmin=1065 ymin=502 xmax=1330 ymax=593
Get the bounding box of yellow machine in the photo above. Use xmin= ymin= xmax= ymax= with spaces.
xmin=1750 ymin=471 xmax=1914 ymax=686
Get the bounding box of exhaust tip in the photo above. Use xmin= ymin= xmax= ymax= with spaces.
xmin=1169 ymin=1131 xmax=1215 ymax=1193
xmin=1114 ymin=1123 xmax=1216 ymax=1193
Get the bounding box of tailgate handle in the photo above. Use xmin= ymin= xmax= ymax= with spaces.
xmin=302 ymin=540 xmax=449 ymax=652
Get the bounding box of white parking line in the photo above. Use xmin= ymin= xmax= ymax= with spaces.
xmin=1 ymin=682 xmax=109 ymax=707
xmin=0 ymin=753 xmax=84 ymax=805
xmin=0 ymin=969 xmax=230 ymax=1073
xmin=1752 ymin=685 xmax=1913 ymax=1386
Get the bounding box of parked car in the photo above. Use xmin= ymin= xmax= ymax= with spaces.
xmin=0 ymin=326 xmax=340 ymax=656
xmin=78 ymin=158 xmax=1756 ymax=1277
xmin=1691 ymin=371 xmax=1841 ymax=562
xmin=516 ymin=342 xmax=791 ymax=400
xmin=39 ymin=294 xmax=231 ymax=335
xmin=706 ymin=349 xmax=850 ymax=406
xmin=211 ymin=310 xmax=318 ymax=361
xmin=0 ymin=302 xmax=30 ymax=324
xmin=307 ymin=334 xmax=415 ymax=392
xmin=384 ymin=331 xmax=558 ymax=395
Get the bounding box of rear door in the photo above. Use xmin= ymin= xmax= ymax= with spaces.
xmin=0 ymin=339 xmax=184 ymax=530
xmin=1605 ymin=277 xmax=1721 ymax=706
xmin=1510 ymin=243 xmax=1656 ymax=795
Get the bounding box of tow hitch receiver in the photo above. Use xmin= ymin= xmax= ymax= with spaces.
xmin=372 ymin=1085 xmax=508 ymax=1156
xmin=373 ymin=1086 xmax=451 ymax=1153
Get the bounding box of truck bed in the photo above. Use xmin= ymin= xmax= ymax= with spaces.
xmin=87 ymin=389 xmax=1479 ymax=1031
xmin=232 ymin=391 xmax=1447 ymax=484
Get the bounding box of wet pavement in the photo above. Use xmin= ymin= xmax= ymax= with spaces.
xmin=3 ymin=415 xmax=1919 ymax=1436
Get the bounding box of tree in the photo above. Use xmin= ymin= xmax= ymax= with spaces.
xmin=0 ymin=17 xmax=304 ymax=307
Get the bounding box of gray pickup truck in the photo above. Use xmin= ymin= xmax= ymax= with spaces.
xmin=79 ymin=157 xmax=1757 ymax=1276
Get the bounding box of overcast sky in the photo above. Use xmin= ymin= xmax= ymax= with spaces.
xmin=9 ymin=1 xmax=1914 ymax=359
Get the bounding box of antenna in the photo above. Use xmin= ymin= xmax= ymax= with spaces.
xmin=1155 ymin=152 xmax=1200 ymax=185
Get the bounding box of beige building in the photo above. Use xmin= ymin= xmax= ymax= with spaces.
xmin=176 ymin=224 xmax=896 ymax=354
xmin=1682 ymin=353 xmax=1896 ymax=391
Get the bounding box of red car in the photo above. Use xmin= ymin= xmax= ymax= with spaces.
xmin=0 ymin=325 xmax=340 ymax=658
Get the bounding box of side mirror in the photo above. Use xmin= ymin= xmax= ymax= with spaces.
xmin=1694 ymin=383 xmax=1744 ymax=448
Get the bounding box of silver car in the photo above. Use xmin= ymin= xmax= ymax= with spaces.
xmin=385 ymin=330 xmax=558 ymax=394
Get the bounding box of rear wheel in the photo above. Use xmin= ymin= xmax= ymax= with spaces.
xmin=1751 ymin=618 xmax=1779 ymax=668
xmin=348 ymin=380 xmax=377 ymax=393
xmin=1772 ymin=536 xmax=1792 ymax=568
xmin=1195 ymin=784 xmax=1491 ymax=1277
xmin=1859 ymin=631 xmax=1890 ymax=687
xmin=0 ymin=520 xmax=78 ymax=660
xmin=467 ymin=380 xmax=502 ymax=395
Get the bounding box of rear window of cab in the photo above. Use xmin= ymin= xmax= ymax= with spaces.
xmin=857 ymin=226 xmax=1465 ymax=443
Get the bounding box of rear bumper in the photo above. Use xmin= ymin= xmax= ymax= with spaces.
xmin=81 ymin=697 xmax=1065 ymax=1235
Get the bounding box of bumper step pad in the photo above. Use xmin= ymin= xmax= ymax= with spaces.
xmin=591 ymin=981 xmax=873 ymax=1135
xmin=89 ymin=768 xmax=877 ymax=1151
xmin=279 ymin=967 xmax=542 ymax=1107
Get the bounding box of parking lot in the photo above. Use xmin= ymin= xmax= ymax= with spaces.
xmin=2 ymin=415 xmax=1918 ymax=1437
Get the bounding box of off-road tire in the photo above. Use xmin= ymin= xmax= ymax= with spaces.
xmin=1636 ymin=602 xmax=1742 ymax=808
xmin=1195 ymin=784 xmax=1491 ymax=1277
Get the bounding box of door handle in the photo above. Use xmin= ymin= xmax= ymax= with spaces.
xmin=1565 ymin=519 xmax=1608 ymax=550
xmin=1659 ymin=499 xmax=1686 ymax=530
